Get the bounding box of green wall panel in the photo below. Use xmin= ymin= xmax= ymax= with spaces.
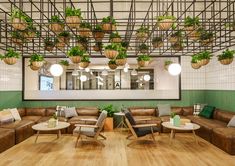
xmin=0 ymin=90 xmax=205 ymax=111
xmin=205 ymin=90 xmax=235 ymax=112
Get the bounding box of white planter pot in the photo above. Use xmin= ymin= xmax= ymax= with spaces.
xmin=170 ymin=118 xmax=174 ymax=125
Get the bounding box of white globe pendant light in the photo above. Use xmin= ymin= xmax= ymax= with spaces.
xmin=143 ymin=74 xmax=151 ymax=81
xmin=80 ymin=75 xmax=87 ymax=82
xmin=50 ymin=64 xmax=63 ymax=77
xmin=168 ymin=63 xmax=182 ymax=76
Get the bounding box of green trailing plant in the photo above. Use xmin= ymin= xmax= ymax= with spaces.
xmin=191 ymin=54 xmax=201 ymax=63
xmin=76 ymin=35 xmax=88 ymax=43
xmin=152 ymin=36 xmax=163 ymax=43
xmin=137 ymin=54 xmax=151 ymax=61
xmin=170 ymin=112 xmax=176 ymax=118
xmin=0 ymin=48 xmax=21 ymax=60
xmin=29 ymin=53 xmax=44 ymax=62
xmin=99 ymin=104 xmax=117 ymax=117
xmin=184 ymin=16 xmax=200 ymax=27
xmin=59 ymin=60 xmax=69 ymax=66
xmin=217 ymin=49 xmax=235 ymax=60
xmin=105 ymin=43 xmax=121 ymax=51
xmin=65 ymin=7 xmax=82 ymax=17
xmin=108 ymin=59 xmax=117 ymax=65
xmin=24 ymin=24 xmax=40 ymax=37
xmin=52 ymin=113 xmax=58 ymax=120
xmin=93 ymin=24 xmax=103 ymax=32
xmin=81 ymin=54 xmax=90 ymax=62
xmin=67 ymin=46 xmax=84 ymax=57
xmin=138 ymin=43 xmax=149 ymax=51
xmin=200 ymin=31 xmax=213 ymax=40
xmin=80 ymin=22 xmax=92 ymax=29
xmin=136 ymin=26 xmax=149 ymax=33
xmin=49 ymin=15 xmax=64 ymax=24
xmin=156 ymin=15 xmax=176 ymax=22
xmin=121 ymin=41 xmax=129 ymax=48
xmin=102 ymin=16 xmax=116 ymax=25
xmin=164 ymin=60 xmax=173 ymax=66
xmin=109 ymin=32 xmax=121 ymax=39
xmin=44 ymin=37 xmax=55 ymax=46
xmin=11 ymin=31 xmax=25 ymax=40
xmin=116 ymin=52 xmax=127 ymax=59
xmin=10 ymin=8 xmax=27 ymax=21
xmin=58 ymin=31 xmax=71 ymax=38
xmin=200 ymin=51 xmax=212 ymax=60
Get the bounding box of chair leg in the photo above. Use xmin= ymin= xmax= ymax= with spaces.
xmin=150 ymin=127 xmax=156 ymax=142
xmin=75 ymin=134 xmax=80 ymax=148
xmin=99 ymin=134 xmax=106 ymax=140
xmin=127 ymin=140 xmax=138 ymax=147
xmin=126 ymin=134 xmax=133 ymax=139
xmin=95 ymin=140 xmax=105 ymax=147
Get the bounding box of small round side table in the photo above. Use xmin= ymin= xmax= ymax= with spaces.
xmin=114 ymin=112 xmax=128 ymax=131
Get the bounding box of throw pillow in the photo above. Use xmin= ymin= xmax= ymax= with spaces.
xmin=199 ymin=105 xmax=215 ymax=119
xmin=158 ymin=104 xmax=171 ymax=117
xmin=56 ymin=106 xmax=67 ymax=117
xmin=0 ymin=109 xmax=14 ymax=124
xmin=9 ymin=108 xmax=21 ymax=121
xmin=227 ymin=115 xmax=235 ymax=127
xmin=64 ymin=107 xmax=78 ymax=118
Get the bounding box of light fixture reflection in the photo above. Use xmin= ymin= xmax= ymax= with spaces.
xmin=143 ymin=74 xmax=151 ymax=81
xmin=168 ymin=63 xmax=182 ymax=76
xmin=50 ymin=64 xmax=63 ymax=77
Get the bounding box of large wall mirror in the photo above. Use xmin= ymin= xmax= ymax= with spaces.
xmin=23 ymin=57 xmax=181 ymax=100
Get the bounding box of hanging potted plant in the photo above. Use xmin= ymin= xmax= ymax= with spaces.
xmin=164 ymin=60 xmax=173 ymax=70
xmin=108 ymin=59 xmax=118 ymax=70
xmin=217 ymin=49 xmax=235 ymax=65
xmin=199 ymin=31 xmax=214 ymax=46
xmin=79 ymin=22 xmax=92 ymax=37
xmin=157 ymin=15 xmax=176 ymax=30
xmin=169 ymin=30 xmax=184 ymax=44
xmin=29 ymin=53 xmax=44 ymax=68
xmin=191 ymin=54 xmax=201 ymax=69
xmin=184 ymin=16 xmax=200 ymax=38
xmin=102 ymin=16 xmax=117 ymax=33
xmin=136 ymin=26 xmax=149 ymax=41
xmin=121 ymin=41 xmax=129 ymax=50
xmin=104 ymin=43 xmax=120 ymax=59
xmin=23 ymin=24 xmax=40 ymax=40
xmin=58 ymin=31 xmax=71 ymax=44
xmin=44 ymin=37 xmax=55 ymax=51
xmin=55 ymin=38 xmax=66 ymax=51
xmin=65 ymin=7 xmax=82 ymax=28
xmin=67 ymin=46 xmax=84 ymax=64
xmin=99 ymin=104 xmax=117 ymax=131
xmin=110 ymin=32 xmax=122 ymax=43
xmin=93 ymin=42 xmax=103 ymax=52
xmin=49 ymin=15 xmax=64 ymax=34
xmin=116 ymin=52 xmax=127 ymax=66
xmin=76 ymin=35 xmax=88 ymax=51
xmin=138 ymin=43 xmax=149 ymax=54
xmin=199 ymin=51 xmax=212 ymax=66
xmin=171 ymin=41 xmax=184 ymax=51
xmin=59 ymin=60 xmax=69 ymax=70
xmin=137 ymin=54 xmax=151 ymax=67
xmin=0 ymin=48 xmax=21 ymax=65
xmin=10 ymin=8 xmax=28 ymax=30
xmin=11 ymin=31 xmax=25 ymax=46
xmin=152 ymin=36 xmax=164 ymax=48
xmin=79 ymin=54 xmax=90 ymax=68
xmin=93 ymin=24 xmax=105 ymax=41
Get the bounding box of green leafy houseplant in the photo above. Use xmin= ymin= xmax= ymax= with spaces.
xmin=49 ymin=16 xmax=64 ymax=33
xmin=121 ymin=41 xmax=129 ymax=49
xmin=79 ymin=22 xmax=92 ymax=29
xmin=199 ymin=30 xmax=214 ymax=46
xmin=137 ymin=54 xmax=151 ymax=61
xmin=116 ymin=52 xmax=127 ymax=59
xmin=170 ymin=112 xmax=176 ymax=118
xmin=157 ymin=15 xmax=176 ymax=31
xmin=171 ymin=40 xmax=185 ymax=51
xmin=156 ymin=15 xmax=176 ymax=22
xmin=191 ymin=54 xmax=201 ymax=69
xmin=217 ymin=49 xmax=235 ymax=65
xmin=58 ymin=31 xmax=70 ymax=38
xmin=68 ymin=46 xmax=84 ymax=57
xmin=102 ymin=16 xmax=117 ymax=32
xmin=65 ymin=7 xmax=82 ymax=17
xmin=184 ymin=16 xmax=200 ymax=27
xmin=0 ymin=48 xmax=21 ymax=65
xmin=138 ymin=43 xmax=149 ymax=53
xmin=100 ymin=104 xmax=116 ymax=117
xmin=93 ymin=24 xmax=103 ymax=32
xmin=105 ymin=43 xmax=120 ymax=51
xmin=102 ymin=16 xmax=117 ymax=25
xmin=200 ymin=51 xmax=212 ymax=60
xmin=10 ymin=8 xmax=29 ymax=30
xmin=136 ymin=26 xmax=149 ymax=33
xmin=11 ymin=31 xmax=25 ymax=44
xmin=116 ymin=52 xmax=127 ymax=66
xmin=76 ymin=35 xmax=88 ymax=44
xmin=108 ymin=59 xmax=118 ymax=69
xmin=81 ymin=54 xmax=90 ymax=62
xmin=59 ymin=60 xmax=69 ymax=66
xmin=164 ymin=60 xmax=173 ymax=70
xmin=136 ymin=26 xmax=149 ymax=41
xmin=30 ymin=53 xmax=44 ymax=62
xmin=110 ymin=32 xmax=121 ymax=39
xmin=49 ymin=15 xmax=64 ymax=24
xmin=171 ymin=30 xmax=184 ymax=38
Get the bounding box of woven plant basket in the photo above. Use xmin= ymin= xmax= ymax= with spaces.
xmin=169 ymin=36 xmax=178 ymax=44
xmin=79 ymin=28 xmax=92 ymax=37
xmin=104 ymin=50 xmax=118 ymax=59
xmin=69 ymin=56 xmax=81 ymax=64
xmin=200 ymin=39 xmax=213 ymax=46
xmin=219 ymin=58 xmax=233 ymax=65
xmin=108 ymin=64 xmax=118 ymax=70
xmin=111 ymin=37 xmax=122 ymax=43
xmin=31 ymin=61 xmax=44 ymax=68
xmin=136 ymin=32 xmax=148 ymax=41
xmin=138 ymin=60 xmax=149 ymax=67
xmin=3 ymin=57 xmax=17 ymax=65
xmin=152 ymin=42 xmax=164 ymax=48
xmin=30 ymin=65 xmax=40 ymax=71
xmin=93 ymin=32 xmax=105 ymax=41
xmin=102 ymin=23 xmax=116 ymax=33
xmin=79 ymin=62 xmax=90 ymax=68
xmin=45 ymin=45 xmax=54 ymax=52
xmin=191 ymin=63 xmax=201 ymax=69
xmin=116 ymin=58 xmax=127 ymax=66
xmin=12 ymin=18 xmax=27 ymax=30
xmin=65 ymin=16 xmax=81 ymax=28
xmin=158 ymin=19 xmax=174 ymax=30
xmin=12 ymin=38 xmax=23 ymax=46
xmin=49 ymin=23 xmax=64 ymax=34
xmin=199 ymin=59 xmax=210 ymax=66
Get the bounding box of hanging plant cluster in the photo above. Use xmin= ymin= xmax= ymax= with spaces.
xmin=67 ymin=46 xmax=90 ymax=68
xmin=0 ymin=48 xmax=21 ymax=65
xmin=191 ymin=51 xmax=212 ymax=69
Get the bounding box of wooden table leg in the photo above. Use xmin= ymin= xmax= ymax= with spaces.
xmin=170 ymin=129 xmax=174 ymax=144
xmin=192 ymin=130 xmax=198 ymax=144
xmin=57 ymin=130 xmax=61 ymax=139
xmin=35 ymin=131 xmax=40 ymax=143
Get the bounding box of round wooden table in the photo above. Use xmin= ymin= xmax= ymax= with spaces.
xmin=161 ymin=122 xmax=200 ymax=144
xmin=32 ymin=121 xmax=70 ymax=143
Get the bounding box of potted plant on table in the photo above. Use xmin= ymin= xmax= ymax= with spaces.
xmin=169 ymin=30 xmax=184 ymax=44
xmin=184 ymin=16 xmax=200 ymax=39
xmin=116 ymin=51 xmax=127 ymax=66
xmin=217 ymin=49 xmax=235 ymax=65
xmin=79 ymin=22 xmax=92 ymax=37
xmin=11 ymin=31 xmax=25 ymax=46
xmin=104 ymin=43 xmax=120 ymax=59
xmin=65 ymin=7 xmax=82 ymax=28
xmin=93 ymin=42 xmax=103 ymax=52
xmin=164 ymin=60 xmax=173 ymax=70
xmin=170 ymin=112 xmax=176 ymax=124
xmin=79 ymin=54 xmax=90 ymax=68
xmin=10 ymin=8 xmax=28 ymax=30
xmin=137 ymin=54 xmax=151 ymax=67
xmin=191 ymin=54 xmax=201 ymax=69
xmin=136 ymin=26 xmax=149 ymax=41
xmin=44 ymin=37 xmax=55 ymax=51
xmin=110 ymin=32 xmax=122 ymax=43
xmin=29 ymin=53 xmax=44 ymax=68
xmin=157 ymin=15 xmax=176 ymax=30
xmin=108 ymin=59 xmax=118 ymax=70
xmin=99 ymin=104 xmax=117 ymax=131
xmin=76 ymin=35 xmax=88 ymax=51
xmin=93 ymin=24 xmax=105 ymax=41
xmin=67 ymin=46 xmax=84 ymax=64
xmin=138 ymin=43 xmax=149 ymax=54
xmin=0 ymin=48 xmax=21 ymax=65
xmin=102 ymin=16 xmax=117 ymax=33
xmin=49 ymin=15 xmax=64 ymax=34
xmin=199 ymin=51 xmax=212 ymax=66
xmin=58 ymin=31 xmax=71 ymax=44
xmin=152 ymin=36 xmax=164 ymax=48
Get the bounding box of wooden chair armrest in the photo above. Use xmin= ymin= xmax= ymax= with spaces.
xmin=75 ymin=124 xmax=99 ymax=128
xmin=80 ymin=119 xmax=97 ymax=122
xmin=135 ymin=118 xmax=152 ymax=121
xmin=132 ymin=124 xmax=157 ymax=128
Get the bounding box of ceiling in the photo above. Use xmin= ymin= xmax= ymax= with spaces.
xmin=0 ymin=0 xmax=235 ymax=58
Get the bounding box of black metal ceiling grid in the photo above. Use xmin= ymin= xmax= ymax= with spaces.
xmin=0 ymin=0 xmax=234 ymax=58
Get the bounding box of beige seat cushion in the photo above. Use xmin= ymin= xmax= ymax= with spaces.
xmin=191 ymin=116 xmax=227 ymax=130
xmin=22 ymin=116 xmax=42 ymax=123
